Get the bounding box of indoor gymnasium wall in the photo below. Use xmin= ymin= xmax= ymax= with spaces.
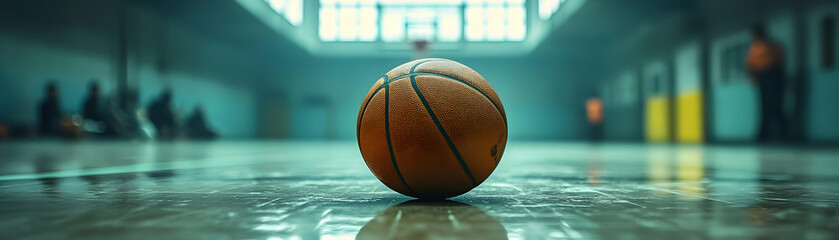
xmin=252 ymin=0 xmax=602 ymax=141
xmin=465 ymin=57 xmax=594 ymax=141
xmin=805 ymin=3 xmax=839 ymax=142
xmin=600 ymin=10 xmax=695 ymax=143
xmin=0 ymin=0 xmax=263 ymax=138
xmin=603 ymin=71 xmax=644 ymax=142
xmin=708 ymin=30 xmax=759 ymax=142
xmin=278 ymin=56 xmax=596 ymax=141
xmin=606 ymin=43 xmax=704 ymax=144
xmin=600 ymin=0 xmax=837 ymax=144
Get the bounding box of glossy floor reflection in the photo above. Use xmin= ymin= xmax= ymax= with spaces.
xmin=0 ymin=141 xmax=838 ymax=239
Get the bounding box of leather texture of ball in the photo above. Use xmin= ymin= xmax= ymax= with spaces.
xmin=357 ymin=58 xmax=507 ymax=199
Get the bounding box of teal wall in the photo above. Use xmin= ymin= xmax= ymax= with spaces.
xmin=806 ymin=4 xmax=839 ymax=142
xmin=603 ymin=71 xmax=643 ymax=141
xmin=0 ymin=0 xmax=262 ymax=138
xmin=808 ymin=71 xmax=839 ymax=140
xmin=708 ymin=30 xmax=758 ymax=141
xmin=0 ymin=0 xmax=121 ymax=125
xmin=275 ymin=56 xmax=597 ymax=140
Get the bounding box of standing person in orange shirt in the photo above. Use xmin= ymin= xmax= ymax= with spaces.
xmin=746 ymin=24 xmax=788 ymax=143
xmin=586 ymin=93 xmax=604 ymax=142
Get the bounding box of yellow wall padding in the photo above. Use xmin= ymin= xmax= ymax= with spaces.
xmin=676 ymin=90 xmax=704 ymax=143
xmin=646 ymin=96 xmax=671 ymax=142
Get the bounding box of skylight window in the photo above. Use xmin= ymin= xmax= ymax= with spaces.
xmin=465 ymin=0 xmax=526 ymax=41
xmin=319 ymin=0 xmax=526 ymax=42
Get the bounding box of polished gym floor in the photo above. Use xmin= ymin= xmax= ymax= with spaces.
xmin=0 ymin=141 xmax=837 ymax=239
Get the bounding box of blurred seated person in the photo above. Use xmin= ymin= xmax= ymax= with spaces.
xmin=147 ymin=89 xmax=177 ymax=140
xmin=79 ymin=81 xmax=110 ymax=135
xmin=185 ymin=105 xmax=217 ymax=140
xmin=39 ymin=82 xmax=62 ymax=137
xmin=82 ymin=81 xmax=103 ymax=123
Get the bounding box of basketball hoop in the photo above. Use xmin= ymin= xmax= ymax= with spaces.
xmin=411 ymin=40 xmax=430 ymax=59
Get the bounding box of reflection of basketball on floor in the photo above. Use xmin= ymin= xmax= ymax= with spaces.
xmin=357 ymin=58 xmax=507 ymax=199
xmin=356 ymin=200 xmax=507 ymax=240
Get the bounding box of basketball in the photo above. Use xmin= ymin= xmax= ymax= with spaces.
xmin=357 ymin=58 xmax=507 ymax=199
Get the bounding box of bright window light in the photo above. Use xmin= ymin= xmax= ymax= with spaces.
xmin=266 ymin=0 xmax=303 ymax=26
xmin=319 ymin=7 xmax=337 ymax=41
xmin=539 ymin=0 xmax=565 ymax=20
xmin=319 ymin=0 xmax=526 ymax=42
xmin=464 ymin=0 xmax=527 ymax=41
xmin=320 ymin=0 xmax=377 ymax=41
xmin=381 ymin=9 xmax=405 ymax=42
xmin=507 ymin=5 xmax=526 ymax=40
xmin=359 ymin=7 xmax=378 ymax=41
xmin=438 ymin=11 xmax=461 ymax=42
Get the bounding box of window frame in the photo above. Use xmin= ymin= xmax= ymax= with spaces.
xmin=318 ymin=0 xmax=527 ymax=43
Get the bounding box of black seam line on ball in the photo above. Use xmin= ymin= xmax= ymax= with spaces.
xmin=410 ymin=59 xmax=440 ymax=73
xmin=410 ymin=74 xmax=478 ymax=187
xmin=359 ymin=59 xmax=495 ymax=125
xmin=384 ymin=80 xmax=416 ymax=195
xmin=358 ymin=60 xmax=431 ymax=136
xmin=358 ymin=72 xmax=506 ymax=130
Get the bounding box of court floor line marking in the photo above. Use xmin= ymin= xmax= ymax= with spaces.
xmin=314 ymin=209 xmax=333 ymax=230
xmin=589 ymin=189 xmax=646 ymax=208
xmin=256 ymin=197 xmax=283 ymax=208
xmin=652 ymin=188 xmax=740 ymax=205
xmin=0 ymin=152 xmax=324 ymax=181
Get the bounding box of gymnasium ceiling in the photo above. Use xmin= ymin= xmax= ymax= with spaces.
xmin=137 ymin=0 xmax=689 ymax=59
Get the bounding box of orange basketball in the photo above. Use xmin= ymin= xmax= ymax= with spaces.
xmin=357 ymin=58 xmax=507 ymax=199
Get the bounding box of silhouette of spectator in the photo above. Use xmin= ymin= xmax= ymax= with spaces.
xmin=585 ymin=93 xmax=604 ymax=142
xmin=81 ymin=81 xmax=102 ymax=123
xmin=747 ymin=24 xmax=788 ymax=142
xmin=39 ymin=82 xmax=62 ymax=136
xmin=147 ymin=89 xmax=177 ymax=140
xmin=185 ymin=105 xmax=217 ymax=140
